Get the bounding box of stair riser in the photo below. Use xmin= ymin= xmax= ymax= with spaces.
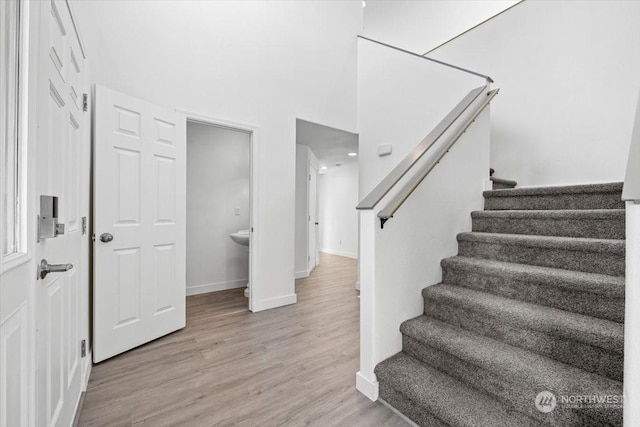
xmin=484 ymin=192 xmax=625 ymax=211
xmin=423 ymin=298 xmax=622 ymax=381
xmin=441 ymin=266 xmax=624 ymax=323
xmin=471 ymin=216 xmax=624 ymax=239
xmin=378 ymin=385 xmax=448 ymax=427
xmin=457 ymin=240 xmax=624 ymax=276
xmin=402 ymin=335 xmax=621 ymax=426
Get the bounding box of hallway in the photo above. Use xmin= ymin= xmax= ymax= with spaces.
xmin=78 ymin=253 xmax=407 ymax=426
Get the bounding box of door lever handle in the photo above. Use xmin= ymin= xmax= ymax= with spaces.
xmin=38 ymin=259 xmax=73 ymax=280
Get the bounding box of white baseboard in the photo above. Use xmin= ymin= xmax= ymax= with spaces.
xmin=356 ymin=371 xmax=379 ymax=401
xmin=295 ymin=270 xmax=309 ymax=279
xmin=251 ymin=293 xmax=297 ymax=312
xmin=82 ymin=354 xmax=92 ymax=390
xmin=320 ymin=248 xmax=358 ymax=259
xmin=186 ymin=279 xmax=247 ymax=296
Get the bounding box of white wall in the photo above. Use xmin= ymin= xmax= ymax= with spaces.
xmin=186 ymin=122 xmax=250 ymax=295
xmin=363 ymin=0 xmax=519 ymax=54
xmin=294 ymin=145 xmax=319 ymax=277
xmin=319 ymin=162 xmax=359 ymax=259
xmin=357 ymin=39 xmax=485 ymax=198
xmin=356 ymin=37 xmax=490 ymax=400
xmin=73 ymin=1 xmax=362 ymax=310
xmin=424 ymin=0 xmax=640 ymax=187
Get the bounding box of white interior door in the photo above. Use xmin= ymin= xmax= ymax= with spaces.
xmin=93 ymin=85 xmax=186 ymax=363
xmin=33 ymin=1 xmax=91 ymax=426
xmin=308 ymin=163 xmax=318 ymax=271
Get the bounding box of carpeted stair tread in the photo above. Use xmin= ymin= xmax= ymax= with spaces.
xmin=421 ymin=284 xmax=623 ymax=353
xmin=483 ymin=182 xmax=624 ymax=210
xmin=441 ymin=256 xmax=624 ymax=299
xmin=484 ymin=182 xmax=623 ymax=198
xmin=457 ymin=232 xmax=624 ymax=276
xmin=490 ymin=176 xmax=518 ymax=189
xmin=471 ymin=209 xmax=625 ymax=239
xmin=375 ymin=353 xmax=541 ymax=427
xmin=400 ymin=316 xmax=622 ymax=396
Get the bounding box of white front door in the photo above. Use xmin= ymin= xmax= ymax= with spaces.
xmin=33 ymin=1 xmax=91 ymax=426
xmin=93 ymin=85 xmax=186 ymax=363
xmin=308 ymin=163 xmax=319 ymax=271
xmin=0 ymin=2 xmax=33 ymax=426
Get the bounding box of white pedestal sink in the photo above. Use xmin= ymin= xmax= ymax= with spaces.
xmin=229 ymin=229 xmax=250 ymax=297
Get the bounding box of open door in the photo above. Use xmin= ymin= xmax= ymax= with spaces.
xmin=93 ymin=85 xmax=186 ymax=363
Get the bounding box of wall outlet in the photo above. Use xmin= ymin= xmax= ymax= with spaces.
xmin=234 ymin=207 xmax=240 ymax=216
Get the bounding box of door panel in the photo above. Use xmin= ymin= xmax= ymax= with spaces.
xmin=35 ymin=1 xmax=89 ymax=426
xmin=94 ymin=85 xmax=186 ymax=363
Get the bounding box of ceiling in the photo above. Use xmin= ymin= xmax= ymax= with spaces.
xmin=296 ymin=119 xmax=359 ymax=171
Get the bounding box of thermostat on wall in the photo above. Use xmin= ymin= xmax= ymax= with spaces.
xmin=377 ymin=144 xmax=392 ymax=157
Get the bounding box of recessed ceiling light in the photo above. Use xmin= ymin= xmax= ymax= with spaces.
xmin=347 ymin=152 xmax=357 ymax=157
xmin=320 ymin=166 xmax=328 ymax=170
xmin=362 ymin=1 xmax=366 ymax=7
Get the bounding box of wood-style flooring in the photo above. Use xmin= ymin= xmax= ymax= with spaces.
xmin=78 ymin=253 xmax=408 ymax=426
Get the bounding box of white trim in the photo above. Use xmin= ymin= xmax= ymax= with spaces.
xmin=379 ymin=398 xmax=420 ymax=427
xmin=295 ymin=270 xmax=309 ymax=279
xmin=251 ymin=293 xmax=297 ymax=312
xmin=186 ymin=279 xmax=247 ymax=296
xmin=177 ymin=109 xmax=260 ymax=313
xmin=356 ymin=371 xmax=379 ymax=401
xmin=624 ymin=200 xmax=640 ymax=426
xmin=0 ymin=0 xmax=31 ymax=274
xmin=320 ymin=248 xmax=358 ymax=260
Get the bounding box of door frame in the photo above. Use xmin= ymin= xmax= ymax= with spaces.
xmin=178 ymin=110 xmax=260 ymax=312
xmin=307 ymin=161 xmax=319 ymax=272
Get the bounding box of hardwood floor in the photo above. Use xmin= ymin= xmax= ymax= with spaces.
xmin=79 ymin=253 xmax=408 ymax=426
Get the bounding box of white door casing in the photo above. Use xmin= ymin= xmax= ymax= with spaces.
xmin=93 ymin=85 xmax=186 ymax=363
xmin=308 ymin=163 xmax=318 ymax=271
xmin=33 ymin=1 xmax=91 ymax=427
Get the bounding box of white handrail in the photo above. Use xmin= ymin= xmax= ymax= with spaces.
xmin=377 ymin=88 xmax=499 ymax=226
xmin=357 ymin=85 xmax=489 ymax=211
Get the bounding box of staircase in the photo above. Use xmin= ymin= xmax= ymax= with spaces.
xmin=375 ymin=182 xmax=625 ymax=427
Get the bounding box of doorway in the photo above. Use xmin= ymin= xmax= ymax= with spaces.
xmin=183 ymin=113 xmax=259 ymax=312
xmin=295 ymin=119 xmax=359 ymax=280
xmin=186 ymin=121 xmax=251 ymax=307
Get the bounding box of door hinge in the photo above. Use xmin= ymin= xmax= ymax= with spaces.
xmin=82 ymin=217 xmax=87 ymax=235
xmin=82 ymin=93 xmax=88 ymax=112
xmin=81 ymin=339 xmax=87 ymax=358
xmin=309 ymin=174 xmax=311 ymax=181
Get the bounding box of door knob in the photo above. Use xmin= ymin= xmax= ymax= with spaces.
xmin=100 ymin=233 xmax=114 ymax=243
xmin=38 ymin=259 xmax=73 ymax=280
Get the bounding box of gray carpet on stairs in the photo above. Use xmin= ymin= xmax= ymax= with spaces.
xmin=375 ymin=182 xmax=625 ymax=427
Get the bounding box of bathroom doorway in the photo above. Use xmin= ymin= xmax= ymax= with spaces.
xmin=185 ymin=114 xmax=257 ymax=312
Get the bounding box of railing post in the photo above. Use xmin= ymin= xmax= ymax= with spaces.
xmin=356 ymin=209 xmax=379 ymax=401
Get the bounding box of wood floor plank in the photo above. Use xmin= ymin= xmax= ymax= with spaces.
xmin=79 ymin=253 xmax=408 ymax=426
